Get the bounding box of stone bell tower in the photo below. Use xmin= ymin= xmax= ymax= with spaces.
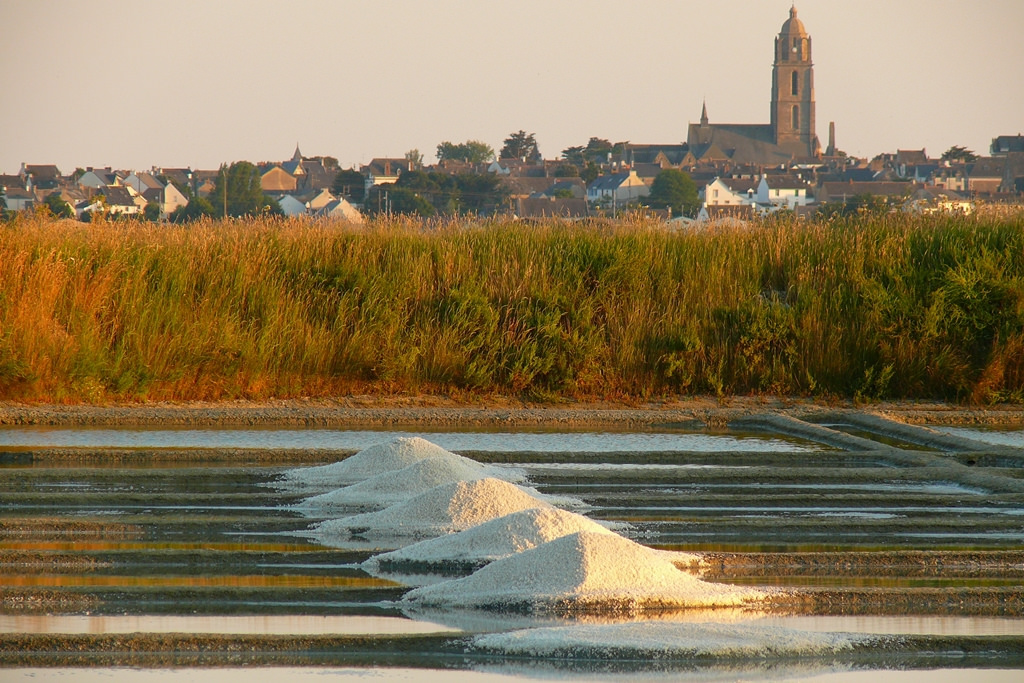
xmin=771 ymin=6 xmax=819 ymax=158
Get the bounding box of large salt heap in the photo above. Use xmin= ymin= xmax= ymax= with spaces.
xmin=298 ymin=455 xmax=494 ymax=511
xmin=402 ymin=530 xmax=767 ymax=612
xmin=313 ymin=478 xmax=553 ymax=542
xmin=276 ymin=436 xmax=522 ymax=492
xmin=365 ymin=507 xmax=620 ymax=571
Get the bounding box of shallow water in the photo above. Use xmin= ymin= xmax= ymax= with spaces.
xmin=2 ymin=426 xmax=1022 ymax=679
xmin=0 ymin=425 xmax=820 ymax=452
xmin=937 ymin=426 xmax=1024 ymax=449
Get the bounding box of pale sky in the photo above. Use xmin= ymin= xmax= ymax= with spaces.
xmin=2 ymin=0 xmax=1022 ymax=174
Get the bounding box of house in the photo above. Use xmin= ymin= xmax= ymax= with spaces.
xmin=991 ymin=135 xmax=1024 ymax=156
xmin=261 ymin=165 xmax=298 ymax=194
xmin=894 ymin=149 xmax=929 ymax=178
xmin=100 ymin=185 xmax=144 ymax=216
xmin=2 ymin=187 xmax=36 ymax=212
xmin=304 ymin=188 xmax=336 ymax=211
xmin=966 ymin=158 xmax=1005 ymax=194
xmin=277 ymin=194 xmax=307 ymax=217
xmin=21 ymin=164 xmax=62 ymax=190
xmin=587 ymin=171 xmax=649 ymax=205
xmin=361 ymin=158 xmax=412 ymax=195
xmin=142 ymin=182 xmax=188 ymax=219
xmin=624 ymin=144 xmax=689 ymax=168
xmin=0 ymin=174 xmax=27 ymax=192
xmin=756 ymin=174 xmax=813 ymax=209
xmin=315 ymin=197 xmax=363 ymax=223
xmin=78 ymin=167 xmax=120 ymax=190
xmin=703 ymin=177 xmax=758 ymax=207
xmin=123 ymin=172 xmax=164 ymax=194
xmin=817 ymin=181 xmax=917 ymax=205
xmin=903 ymin=187 xmax=973 ymax=215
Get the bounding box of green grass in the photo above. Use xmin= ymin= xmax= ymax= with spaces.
xmin=1 ymin=211 xmax=1022 ymax=403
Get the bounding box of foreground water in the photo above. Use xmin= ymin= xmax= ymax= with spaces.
xmin=2 ymin=422 xmax=1023 ymax=680
xmin=0 ymin=425 xmax=820 ymax=452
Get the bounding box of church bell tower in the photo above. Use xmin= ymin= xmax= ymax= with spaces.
xmin=771 ymin=6 xmax=819 ymax=157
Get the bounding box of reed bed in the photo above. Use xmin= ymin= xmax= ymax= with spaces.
xmin=1 ymin=212 xmax=1022 ymax=403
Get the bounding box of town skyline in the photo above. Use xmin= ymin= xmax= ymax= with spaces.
xmin=2 ymin=0 xmax=1022 ymax=174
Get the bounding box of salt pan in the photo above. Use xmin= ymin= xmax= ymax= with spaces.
xmin=365 ymin=507 xmax=621 ymax=571
xmin=401 ymin=530 xmax=767 ymax=612
xmin=313 ymin=477 xmax=553 ymax=541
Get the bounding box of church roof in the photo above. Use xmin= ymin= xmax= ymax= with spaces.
xmin=780 ymin=6 xmax=807 ymax=37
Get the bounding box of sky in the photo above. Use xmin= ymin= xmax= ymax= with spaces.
xmin=1 ymin=0 xmax=1022 ymax=175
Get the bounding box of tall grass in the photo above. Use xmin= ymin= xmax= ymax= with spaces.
xmin=1 ymin=211 xmax=1022 ymax=403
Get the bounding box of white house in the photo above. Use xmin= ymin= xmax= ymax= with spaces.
xmin=756 ymin=175 xmax=813 ymax=209
xmin=142 ymin=183 xmax=189 ymax=219
xmin=703 ymin=177 xmax=758 ymax=207
xmin=316 ymin=197 xmax=364 ymax=223
xmin=587 ymin=171 xmax=649 ymax=205
xmin=277 ymin=194 xmax=307 ymax=217
xmin=124 ymin=172 xmax=164 ymax=194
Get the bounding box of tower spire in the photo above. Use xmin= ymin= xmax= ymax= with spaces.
xmin=700 ymin=99 xmax=709 ymax=126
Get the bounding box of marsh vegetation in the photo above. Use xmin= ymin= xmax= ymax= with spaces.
xmin=1 ymin=212 xmax=1022 ymax=403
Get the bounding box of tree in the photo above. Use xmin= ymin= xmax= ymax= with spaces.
xmin=169 ymin=197 xmax=215 ymax=223
xmin=143 ymin=202 xmax=162 ymax=222
xmin=646 ymin=169 xmax=699 ymax=217
xmin=405 ymin=148 xmax=424 ymax=169
xmin=941 ymin=145 xmax=978 ymax=162
xmin=500 ymin=130 xmax=541 ymax=161
xmin=333 ymin=168 xmax=366 ymax=203
xmin=207 ymin=161 xmax=281 ymax=218
xmin=560 ymin=145 xmax=585 ymax=166
xmin=436 ymin=140 xmax=495 ymax=164
xmin=363 ymin=185 xmax=435 ymax=217
xmin=43 ymin=193 xmax=74 ymax=218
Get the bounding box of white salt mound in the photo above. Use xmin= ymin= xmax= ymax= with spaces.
xmin=473 ymin=621 xmax=864 ymax=658
xmin=298 ymin=455 xmax=492 ymax=511
xmin=402 ymin=530 xmax=767 ymax=611
xmin=277 ymin=437 xmax=521 ymax=492
xmin=313 ymin=477 xmax=553 ymax=541
xmin=366 ymin=507 xmax=618 ymax=569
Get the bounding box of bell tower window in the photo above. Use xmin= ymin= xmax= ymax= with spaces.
xmin=792 ymin=105 xmax=799 ymax=130
xmin=791 ymin=71 xmax=799 ymax=96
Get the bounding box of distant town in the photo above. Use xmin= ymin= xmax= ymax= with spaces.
xmin=3 ymin=6 xmax=1023 ymax=224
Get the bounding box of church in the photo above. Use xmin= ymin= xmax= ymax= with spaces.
xmin=686 ymin=6 xmax=824 ymax=166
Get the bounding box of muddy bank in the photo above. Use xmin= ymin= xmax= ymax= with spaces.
xmin=2 ymin=397 xmax=1024 ymax=428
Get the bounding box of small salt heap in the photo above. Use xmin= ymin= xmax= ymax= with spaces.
xmin=365 ymin=507 xmax=621 ymax=571
xmin=313 ymin=478 xmax=553 ymax=541
xmin=401 ymin=530 xmax=767 ymax=612
xmin=276 ymin=436 xmax=522 ymax=492
xmin=298 ymin=455 xmax=493 ymax=511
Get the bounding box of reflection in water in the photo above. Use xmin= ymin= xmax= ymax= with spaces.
xmin=0 ymin=574 xmax=400 ymax=589
xmin=0 ymin=426 xmax=820 ymax=453
xmin=0 ymin=614 xmax=458 ymax=635
xmin=4 ymin=667 xmax=1022 ymax=683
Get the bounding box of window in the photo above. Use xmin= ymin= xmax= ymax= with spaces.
xmin=792 ymin=105 xmax=799 ymax=129
xmin=791 ymin=71 xmax=799 ymax=96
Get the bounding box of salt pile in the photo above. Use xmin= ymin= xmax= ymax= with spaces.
xmin=276 ymin=436 xmax=522 ymax=492
xmin=401 ymin=530 xmax=767 ymax=612
xmin=298 ymin=455 xmax=493 ymax=511
xmin=365 ymin=507 xmax=621 ymax=571
xmin=313 ymin=478 xmax=553 ymax=541
xmin=473 ymin=621 xmax=864 ymax=658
